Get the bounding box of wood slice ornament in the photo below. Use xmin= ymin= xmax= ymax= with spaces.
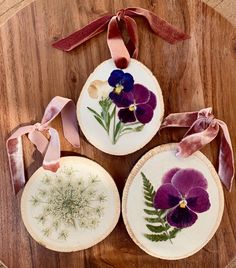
xmin=122 ymin=143 xmax=224 ymax=260
xmin=53 ymin=7 xmax=190 ymax=155
xmin=6 ymin=96 xmax=120 ymax=252
xmin=21 ymin=156 xmax=120 ymax=252
xmin=122 ymin=108 xmax=234 ymax=259
xmin=77 ymin=58 xmax=164 ymax=155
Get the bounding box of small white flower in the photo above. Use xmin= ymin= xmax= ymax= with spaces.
xmin=88 ymin=80 xmax=111 ymax=99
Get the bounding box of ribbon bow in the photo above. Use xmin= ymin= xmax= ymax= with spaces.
xmin=53 ymin=7 xmax=190 ymax=69
xmin=6 ymin=96 xmax=80 ymax=195
xmin=161 ymin=107 xmax=235 ymax=191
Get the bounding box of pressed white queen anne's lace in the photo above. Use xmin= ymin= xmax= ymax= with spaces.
xmin=30 ymin=167 xmax=107 ymax=240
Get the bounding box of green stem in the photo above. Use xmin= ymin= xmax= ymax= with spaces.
xmin=118 ymin=129 xmax=138 ymax=139
xmin=112 ymin=106 xmax=116 ymax=144
xmin=160 ymin=216 xmax=173 ymax=244
xmin=114 ymin=123 xmax=124 ymax=144
xmin=123 ymin=122 xmax=141 ymax=127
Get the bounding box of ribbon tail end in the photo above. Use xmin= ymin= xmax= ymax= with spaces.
xmin=170 ymin=33 xmax=191 ymax=45
xmin=52 ymin=41 xmax=71 ymax=52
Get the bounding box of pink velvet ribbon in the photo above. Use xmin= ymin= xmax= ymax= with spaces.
xmin=52 ymin=7 xmax=190 ymax=69
xmin=161 ymin=107 xmax=235 ymax=191
xmin=6 ymin=96 xmax=80 ymax=195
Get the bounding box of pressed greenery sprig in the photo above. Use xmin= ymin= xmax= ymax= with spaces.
xmin=87 ymin=97 xmax=144 ymax=144
xmin=142 ymin=172 xmax=180 ymax=243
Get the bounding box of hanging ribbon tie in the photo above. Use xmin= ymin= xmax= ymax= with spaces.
xmin=52 ymin=7 xmax=190 ymax=69
xmin=6 ymin=96 xmax=80 ymax=195
xmin=161 ymin=107 xmax=235 ymax=191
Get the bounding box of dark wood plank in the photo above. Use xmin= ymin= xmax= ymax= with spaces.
xmin=0 ymin=0 xmax=235 ymax=267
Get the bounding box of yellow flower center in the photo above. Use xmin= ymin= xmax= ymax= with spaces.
xmin=179 ymin=199 xmax=187 ymax=208
xmin=129 ymin=104 xmax=136 ymax=111
xmin=114 ymin=84 xmax=123 ymax=94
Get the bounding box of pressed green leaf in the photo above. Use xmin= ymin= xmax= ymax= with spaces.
xmin=142 ymin=171 xmax=181 ymax=243
xmin=145 ymin=217 xmax=163 ymax=223
xmin=107 ymin=99 xmax=112 ymax=110
xmin=146 ymin=224 xmax=168 ymax=233
xmin=145 ymin=201 xmax=154 ymax=208
xmin=143 ymin=191 xmax=155 ymax=200
xmin=134 ymin=125 xmax=144 ymax=132
xmin=159 ymin=209 xmax=166 ymax=216
xmin=101 ymin=110 xmax=109 ymax=126
xmin=87 ymin=107 xmax=102 ymax=118
xmin=114 ymin=121 xmax=122 ymax=138
xmin=121 ymin=127 xmax=133 ymax=133
xmin=143 ymin=209 xmax=159 ymax=215
xmin=94 ymin=116 xmax=107 ymax=131
xmin=110 ymin=106 xmax=116 ymax=118
xmin=169 ymin=228 xmax=181 ymax=238
xmin=141 ymin=172 xmax=156 ymax=201
xmin=144 ymin=195 xmax=153 ymax=202
xmin=107 ymin=113 xmax=111 ymax=131
xmin=99 ymin=100 xmax=105 ymax=108
xmin=144 ymin=233 xmax=169 ymax=242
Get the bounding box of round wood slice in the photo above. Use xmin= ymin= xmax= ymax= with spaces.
xmin=0 ymin=0 xmax=235 ymax=267
xmin=21 ymin=156 xmax=120 ymax=252
xmin=122 ymin=143 xmax=224 ymax=260
xmin=77 ymin=59 xmax=164 ymax=155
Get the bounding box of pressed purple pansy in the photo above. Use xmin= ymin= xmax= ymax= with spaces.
xmin=108 ymin=70 xmax=134 ymax=103
xmin=154 ymin=168 xmax=211 ymax=229
xmin=116 ymin=84 xmax=157 ymax=124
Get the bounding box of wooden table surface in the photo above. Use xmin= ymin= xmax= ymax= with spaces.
xmin=0 ymin=0 xmax=235 ymax=267
xmin=0 ymin=0 xmax=236 ymax=27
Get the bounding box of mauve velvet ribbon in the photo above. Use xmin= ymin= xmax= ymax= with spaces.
xmin=52 ymin=7 xmax=190 ymax=69
xmin=161 ymin=107 xmax=235 ymax=191
xmin=6 ymin=96 xmax=80 ymax=195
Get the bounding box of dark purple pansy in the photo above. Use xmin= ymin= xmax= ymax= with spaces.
xmin=116 ymin=84 xmax=157 ymax=124
xmin=108 ymin=70 xmax=134 ymax=102
xmin=154 ymin=168 xmax=211 ymax=229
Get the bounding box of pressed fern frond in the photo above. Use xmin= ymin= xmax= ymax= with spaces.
xmin=142 ymin=172 xmax=181 ymax=243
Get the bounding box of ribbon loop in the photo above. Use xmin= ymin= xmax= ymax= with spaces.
xmin=53 ymin=7 xmax=190 ymax=69
xmin=116 ymin=9 xmax=125 ymax=21
xmin=6 ymin=96 xmax=80 ymax=195
xmin=161 ymin=108 xmax=235 ymax=191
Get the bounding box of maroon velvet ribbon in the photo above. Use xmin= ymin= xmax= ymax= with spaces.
xmin=6 ymin=96 xmax=80 ymax=195
xmin=52 ymin=7 xmax=190 ymax=69
xmin=161 ymin=108 xmax=235 ymax=191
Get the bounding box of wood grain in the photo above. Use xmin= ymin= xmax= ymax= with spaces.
xmin=0 ymin=0 xmax=235 ymax=267
xmin=0 ymin=0 xmax=236 ymax=27
xmin=0 ymin=0 xmax=33 ymax=26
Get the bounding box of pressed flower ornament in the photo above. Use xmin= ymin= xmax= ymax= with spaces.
xmin=53 ymin=7 xmax=190 ymax=155
xmin=122 ymin=108 xmax=234 ymax=259
xmin=6 ymin=96 xmax=120 ymax=252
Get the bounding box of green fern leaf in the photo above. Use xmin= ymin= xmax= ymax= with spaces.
xmin=141 ymin=172 xmax=155 ymax=201
xmin=144 ymin=217 xmax=162 ymax=223
xmin=146 ymin=224 xmax=168 ymax=233
xmin=169 ymin=228 xmax=181 ymax=238
xmin=143 ymin=209 xmax=159 ymax=215
xmin=144 ymin=233 xmax=169 ymax=242
xmin=142 ymin=172 xmax=181 ymax=243
xmin=144 ymin=201 xmax=154 ymax=208
xmin=144 ymin=195 xmax=153 ymax=202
